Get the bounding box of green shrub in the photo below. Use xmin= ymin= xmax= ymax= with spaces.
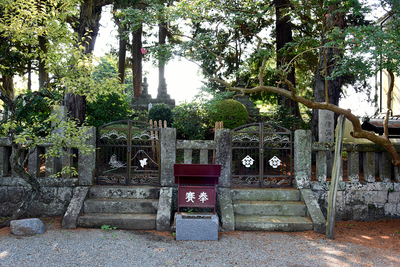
xmin=86 ymin=93 xmax=132 ymax=127
xmin=209 ymin=99 xmax=249 ymax=129
xmin=11 ymin=90 xmax=62 ymax=136
xmin=172 ymin=102 xmax=206 ymax=140
xmin=148 ymin=103 xmax=173 ymax=125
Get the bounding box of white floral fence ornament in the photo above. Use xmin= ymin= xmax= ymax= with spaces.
xmin=269 ymin=156 xmax=281 ymax=168
xmin=242 ymin=155 xmax=255 ymax=168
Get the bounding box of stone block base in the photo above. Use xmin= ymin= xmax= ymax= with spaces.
xmin=176 ymin=213 xmax=218 ymax=241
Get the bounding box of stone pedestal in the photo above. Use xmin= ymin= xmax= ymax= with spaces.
xmin=176 ymin=213 xmax=218 ymax=241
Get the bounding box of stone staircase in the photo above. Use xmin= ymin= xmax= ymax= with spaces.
xmin=231 ymin=188 xmax=314 ymax=231
xmin=78 ymin=186 xmax=160 ymax=230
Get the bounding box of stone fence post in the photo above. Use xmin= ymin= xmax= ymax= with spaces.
xmin=78 ymin=127 xmax=96 ymax=186
xmin=294 ymin=130 xmax=311 ymax=189
xmin=215 ymin=129 xmax=231 ymax=188
xmin=160 ymin=128 xmax=176 ymax=187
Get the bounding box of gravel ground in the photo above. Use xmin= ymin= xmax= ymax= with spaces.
xmin=1 ymin=227 xmax=399 ymax=267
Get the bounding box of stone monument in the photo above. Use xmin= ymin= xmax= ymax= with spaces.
xmin=318 ymin=110 xmax=335 ymax=177
xmin=235 ymin=94 xmax=260 ymax=115
xmin=131 ymin=77 xmax=175 ymax=111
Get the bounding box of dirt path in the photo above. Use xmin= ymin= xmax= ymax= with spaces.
xmin=1 ymin=217 xmax=399 ymax=266
xmin=1 ymin=217 xmax=399 ymax=251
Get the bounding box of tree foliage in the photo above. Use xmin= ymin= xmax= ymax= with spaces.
xmin=86 ymin=92 xmax=132 ymax=127
xmin=172 ymin=102 xmax=207 ymax=140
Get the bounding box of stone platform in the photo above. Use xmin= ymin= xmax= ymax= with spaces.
xmin=175 ymin=213 xmax=218 ymax=241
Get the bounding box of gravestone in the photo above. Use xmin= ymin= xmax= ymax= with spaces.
xmin=318 ymin=110 xmax=335 ymax=176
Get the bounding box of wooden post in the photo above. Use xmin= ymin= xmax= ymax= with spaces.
xmin=326 ymin=114 xmax=346 ymax=239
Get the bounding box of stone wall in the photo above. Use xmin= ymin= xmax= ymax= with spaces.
xmin=0 ymin=178 xmax=76 ymax=217
xmin=295 ymin=130 xmax=400 ymax=221
xmin=0 ymin=126 xmax=96 ymax=218
xmin=312 ymin=181 xmax=400 ymax=221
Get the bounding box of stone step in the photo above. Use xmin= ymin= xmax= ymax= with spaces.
xmin=88 ymin=186 xmax=160 ymax=199
xmin=83 ymin=198 xmax=158 ymax=214
xmin=235 ymin=215 xmax=313 ymax=232
xmin=230 ymin=188 xmax=300 ymax=202
xmin=233 ymin=200 xmax=307 ymax=216
xmin=78 ymin=213 xmax=157 ymax=230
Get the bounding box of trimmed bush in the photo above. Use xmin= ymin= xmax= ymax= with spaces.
xmin=148 ymin=103 xmax=173 ymax=125
xmin=172 ymin=102 xmax=206 ymax=140
xmin=209 ymin=99 xmax=249 ymax=129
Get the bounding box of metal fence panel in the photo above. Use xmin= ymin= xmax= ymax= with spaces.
xmin=96 ymin=120 xmax=160 ymax=186
xmin=231 ymin=123 xmax=293 ymax=187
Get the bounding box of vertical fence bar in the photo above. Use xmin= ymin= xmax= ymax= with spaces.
xmin=28 ymin=147 xmax=41 ymax=178
xmin=394 ymin=166 xmax=400 ymax=182
xmin=339 ymin=159 xmax=343 ymax=181
xmin=184 ymin=149 xmax=192 ymax=164
xmin=347 ymin=151 xmax=360 ymax=182
xmin=61 ymin=148 xmax=73 ymax=178
xmin=316 ymin=151 xmax=327 ymax=182
xmin=45 ymin=147 xmax=56 ymax=178
xmin=363 ymin=152 xmax=376 ymax=182
xmin=200 ymin=149 xmax=208 ymax=164
xmin=379 ymin=152 xmax=391 ymax=183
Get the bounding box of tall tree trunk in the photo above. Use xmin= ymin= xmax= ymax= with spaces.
xmin=275 ymin=0 xmax=302 ymax=119
xmin=74 ymin=0 xmax=104 ymax=55
xmin=38 ymin=36 xmax=48 ymax=89
xmin=132 ymin=26 xmax=142 ymax=97
xmin=158 ymin=22 xmax=167 ymax=96
xmin=118 ymin=26 xmax=128 ymax=85
xmin=64 ymin=93 xmax=86 ymax=126
xmin=66 ymin=0 xmax=110 ymax=124
xmin=312 ymin=5 xmax=346 ymax=141
xmin=118 ymin=37 xmax=127 ymax=85
xmin=28 ymin=46 xmax=32 ymax=92
xmin=113 ymin=7 xmax=127 ymax=85
xmin=1 ymin=75 xmax=14 ymax=100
